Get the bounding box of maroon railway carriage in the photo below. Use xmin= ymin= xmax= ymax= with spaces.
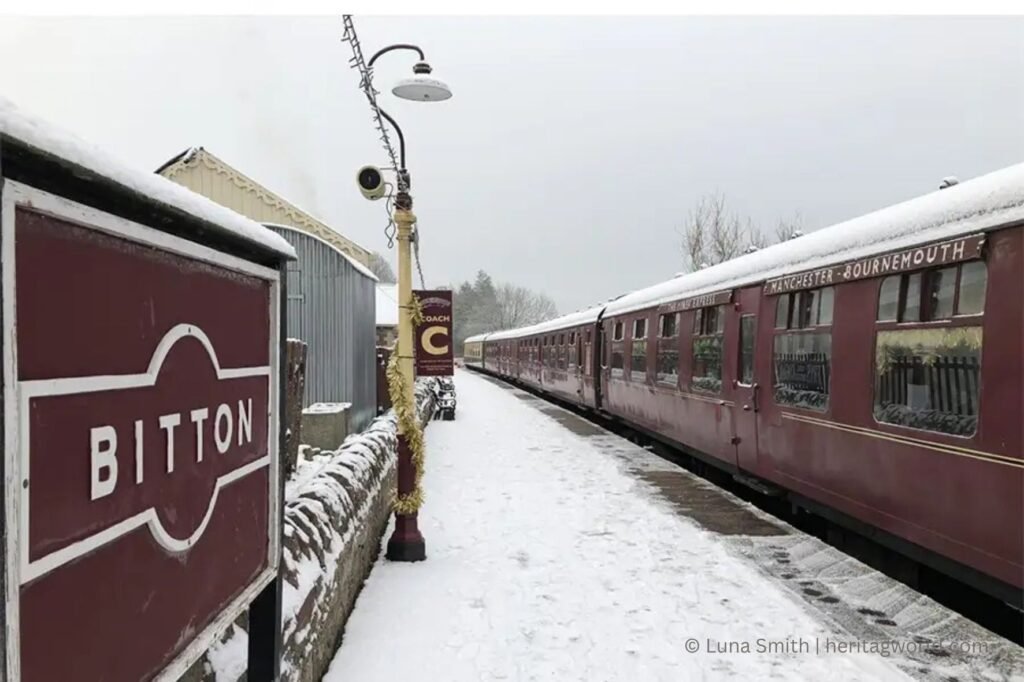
xmin=466 ymin=164 xmax=1024 ymax=608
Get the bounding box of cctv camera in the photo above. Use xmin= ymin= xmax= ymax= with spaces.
xmin=357 ymin=165 xmax=386 ymax=200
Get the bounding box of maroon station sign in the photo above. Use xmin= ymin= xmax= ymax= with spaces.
xmin=413 ymin=290 xmax=454 ymax=376
xmin=4 ymin=185 xmax=281 ymax=681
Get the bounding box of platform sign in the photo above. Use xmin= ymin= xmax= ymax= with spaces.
xmin=413 ymin=290 xmax=454 ymax=376
xmin=2 ymin=183 xmax=281 ymax=681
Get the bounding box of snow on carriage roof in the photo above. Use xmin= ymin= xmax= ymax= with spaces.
xmin=604 ymin=162 xmax=1024 ymax=317
xmin=464 ymin=162 xmax=1024 ymax=347
xmin=464 ymin=332 xmax=491 ymax=344
xmin=485 ymin=304 xmax=606 ymax=342
xmin=0 ymin=96 xmax=296 ymax=259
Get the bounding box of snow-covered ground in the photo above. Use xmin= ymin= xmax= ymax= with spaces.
xmin=325 ymin=368 xmax=1022 ymax=682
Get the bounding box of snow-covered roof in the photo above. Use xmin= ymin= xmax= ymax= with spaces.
xmin=486 ymin=305 xmax=604 ymax=342
xmin=263 ymin=223 xmax=378 ymax=282
xmin=376 ymin=283 xmax=399 ymax=327
xmin=470 ymin=162 xmax=1024 ymax=343
xmin=605 ymin=162 xmax=1024 ymax=317
xmin=463 ymin=332 xmax=491 ymax=344
xmin=0 ymin=96 xmax=296 ymax=259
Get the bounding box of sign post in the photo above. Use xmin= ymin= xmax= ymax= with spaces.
xmin=413 ymin=290 xmax=454 ymax=377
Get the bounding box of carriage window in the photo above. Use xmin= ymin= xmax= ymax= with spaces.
xmin=774 ymin=286 xmax=833 ymax=410
xmin=657 ymin=313 xmax=679 ymax=384
xmin=691 ymin=305 xmax=724 ymax=394
xmin=874 ymin=328 xmax=981 ymax=436
xmin=569 ymin=332 xmax=576 ymax=344
xmin=926 ymin=266 xmax=957 ymax=320
xmin=659 ymin=313 xmax=677 ymax=339
xmin=631 ymin=340 xmax=647 ymax=381
xmin=775 ymin=294 xmax=791 ymax=329
xmin=695 ymin=305 xmax=724 ymax=335
xmin=796 ymin=289 xmax=817 ymax=328
xmin=611 ymin=350 xmax=624 ymax=378
xmin=902 ymin=273 xmax=922 ymax=322
xmin=879 ymin=261 xmax=987 ymax=323
xmin=878 ymin=276 xmax=900 ymax=321
xmin=778 ymin=287 xmax=833 ymax=329
xmin=957 ymin=261 xmax=987 ymax=315
xmin=613 ymin=321 xmax=624 ymax=341
xmin=630 ymin=319 xmax=647 ymax=382
xmin=773 ymin=332 xmax=831 ymax=411
xmin=818 ymin=287 xmax=834 ymax=326
xmin=738 ymin=315 xmax=755 ymax=385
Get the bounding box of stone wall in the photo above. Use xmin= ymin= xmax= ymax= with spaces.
xmin=195 ymin=379 xmax=438 ymax=681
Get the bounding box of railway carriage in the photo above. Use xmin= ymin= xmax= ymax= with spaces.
xmin=465 ymin=163 xmax=1024 ymax=607
xmin=463 ymin=333 xmax=489 ymax=369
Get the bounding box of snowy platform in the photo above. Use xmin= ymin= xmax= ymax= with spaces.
xmin=326 ymin=369 xmax=1023 ymax=682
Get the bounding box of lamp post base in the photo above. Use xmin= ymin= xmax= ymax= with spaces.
xmin=386 ymin=514 xmax=426 ymax=562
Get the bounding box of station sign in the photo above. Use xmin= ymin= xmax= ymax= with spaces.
xmin=4 ymin=184 xmax=280 ymax=682
xmin=413 ymin=289 xmax=454 ymax=376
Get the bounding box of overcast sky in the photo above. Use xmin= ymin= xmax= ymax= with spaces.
xmin=1 ymin=16 xmax=1021 ymax=313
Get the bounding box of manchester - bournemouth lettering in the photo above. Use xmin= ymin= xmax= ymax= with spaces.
xmin=765 ymin=234 xmax=985 ymax=295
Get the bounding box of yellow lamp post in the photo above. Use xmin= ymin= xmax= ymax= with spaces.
xmin=366 ymin=43 xmax=452 ymax=562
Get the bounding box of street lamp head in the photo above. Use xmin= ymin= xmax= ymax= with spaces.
xmin=392 ymin=60 xmax=453 ymax=102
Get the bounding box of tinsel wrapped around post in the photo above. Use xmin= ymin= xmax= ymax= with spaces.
xmin=389 ymin=293 xmax=426 ymax=514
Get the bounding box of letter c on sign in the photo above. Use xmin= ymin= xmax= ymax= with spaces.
xmin=422 ymin=326 xmax=449 ymax=355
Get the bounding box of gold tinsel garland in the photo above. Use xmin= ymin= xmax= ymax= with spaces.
xmin=389 ymin=293 xmax=426 ymax=515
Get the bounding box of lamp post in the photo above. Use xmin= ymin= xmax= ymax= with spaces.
xmin=368 ymin=43 xmax=452 ymax=562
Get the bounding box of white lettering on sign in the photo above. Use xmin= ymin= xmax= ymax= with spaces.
xmin=159 ymin=413 xmax=181 ymax=473
xmin=190 ymin=408 xmax=209 ymax=463
xmin=422 ymin=326 xmax=450 ymax=355
xmin=215 ymin=403 xmax=233 ymax=454
xmin=88 ymin=400 xmax=254 ymax=502
xmin=134 ymin=420 xmax=144 ymax=485
xmin=237 ymin=399 xmax=252 ymax=447
xmin=661 ymin=290 xmax=732 ymax=313
xmin=765 ymin=234 xmax=984 ymax=295
xmin=90 ymin=426 xmax=118 ymax=501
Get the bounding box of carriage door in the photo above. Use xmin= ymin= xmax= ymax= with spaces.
xmin=732 ymin=287 xmax=761 ymax=473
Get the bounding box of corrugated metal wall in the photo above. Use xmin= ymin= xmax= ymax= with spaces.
xmin=268 ymin=225 xmax=377 ymax=433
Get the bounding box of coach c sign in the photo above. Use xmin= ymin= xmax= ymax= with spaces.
xmin=421 ymin=325 xmax=450 ymax=355
xmin=413 ymin=290 xmax=454 ymax=376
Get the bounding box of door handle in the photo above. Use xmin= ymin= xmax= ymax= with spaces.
xmin=742 ymin=404 xmax=751 ymax=411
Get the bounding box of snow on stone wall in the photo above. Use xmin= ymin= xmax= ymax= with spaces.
xmin=192 ymin=378 xmax=439 ymax=682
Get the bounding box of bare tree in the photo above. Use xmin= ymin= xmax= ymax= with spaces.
xmin=493 ymin=284 xmax=557 ymax=330
xmin=746 ymin=217 xmax=773 ymax=250
xmin=368 ymin=251 xmax=396 ymax=283
xmin=707 ymin=199 xmax=744 ymax=264
xmin=680 ymin=193 xmax=775 ymax=270
xmin=774 ymin=212 xmax=805 ymax=243
xmin=680 ymin=195 xmax=710 ymax=272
